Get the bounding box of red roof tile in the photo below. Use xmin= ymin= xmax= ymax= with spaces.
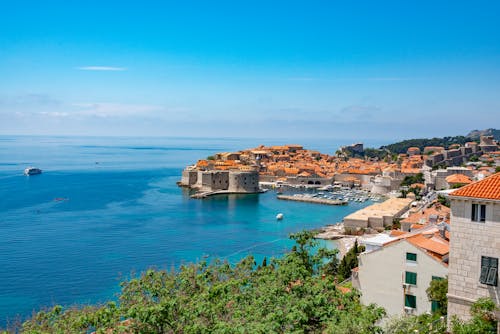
xmin=407 ymin=234 xmax=449 ymax=256
xmin=445 ymin=174 xmax=472 ymax=184
xmin=450 ymin=172 xmax=500 ymax=200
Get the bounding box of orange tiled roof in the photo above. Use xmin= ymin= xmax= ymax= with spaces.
xmin=401 ymin=204 xmax=450 ymax=224
xmin=445 ymin=174 xmax=472 ymax=184
xmin=450 ymin=172 xmax=500 ymax=200
xmin=410 ymin=224 xmax=425 ymax=230
xmin=406 ymin=234 xmax=449 ymax=256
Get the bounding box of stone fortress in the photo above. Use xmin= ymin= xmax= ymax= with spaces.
xmin=424 ymin=135 xmax=498 ymax=168
xmin=180 ymin=168 xmax=260 ymax=196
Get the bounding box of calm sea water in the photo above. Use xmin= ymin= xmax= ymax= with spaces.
xmin=0 ymin=136 xmax=375 ymax=326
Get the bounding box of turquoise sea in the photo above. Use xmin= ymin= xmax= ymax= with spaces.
xmin=0 ymin=136 xmax=376 ymax=326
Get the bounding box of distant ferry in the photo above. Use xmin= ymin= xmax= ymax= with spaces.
xmin=24 ymin=167 xmax=42 ymax=176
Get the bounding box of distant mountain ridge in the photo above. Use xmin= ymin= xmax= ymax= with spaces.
xmin=375 ymin=128 xmax=499 ymax=154
xmin=467 ymin=128 xmax=500 ymax=141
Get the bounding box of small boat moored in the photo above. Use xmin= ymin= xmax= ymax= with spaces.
xmin=276 ymin=213 xmax=284 ymax=220
xmin=24 ymin=167 xmax=42 ymax=176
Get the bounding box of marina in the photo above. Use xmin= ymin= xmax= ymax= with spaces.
xmin=277 ymin=194 xmax=348 ymax=205
xmin=273 ymin=186 xmax=385 ymax=205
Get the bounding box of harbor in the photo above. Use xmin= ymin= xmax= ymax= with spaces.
xmin=277 ymin=194 xmax=347 ymax=205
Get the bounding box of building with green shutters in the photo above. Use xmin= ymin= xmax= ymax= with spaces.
xmin=352 ymin=227 xmax=449 ymax=316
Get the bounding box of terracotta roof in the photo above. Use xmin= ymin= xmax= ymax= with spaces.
xmin=401 ymin=203 xmax=450 ymax=224
xmin=406 ymin=234 xmax=449 ymax=256
xmin=450 ymin=172 xmax=500 ymax=200
xmin=445 ymin=174 xmax=472 ymax=184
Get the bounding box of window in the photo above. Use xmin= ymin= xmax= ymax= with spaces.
xmin=480 ymin=256 xmax=498 ymax=286
xmin=430 ymin=276 xmax=444 ymax=313
xmin=405 ymin=271 xmax=417 ymax=285
xmin=405 ymin=294 xmax=416 ymax=309
xmin=471 ymin=204 xmax=486 ymax=222
xmin=431 ymin=300 xmax=440 ymax=313
xmin=406 ymin=252 xmax=417 ymax=262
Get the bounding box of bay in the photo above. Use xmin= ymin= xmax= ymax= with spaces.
xmin=0 ymin=136 xmax=375 ymax=326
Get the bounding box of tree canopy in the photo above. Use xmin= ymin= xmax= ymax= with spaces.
xmin=380 ymin=136 xmax=473 ymax=154
xmin=15 ymin=231 xmax=385 ymax=333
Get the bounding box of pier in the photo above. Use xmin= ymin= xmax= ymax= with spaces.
xmin=277 ymin=194 xmax=347 ymax=206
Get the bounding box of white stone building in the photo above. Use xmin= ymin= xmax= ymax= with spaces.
xmin=447 ymin=172 xmax=500 ymax=330
xmin=353 ymin=228 xmax=449 ymax=316
xmin=343 ymin=197 xmax=413 ymax=230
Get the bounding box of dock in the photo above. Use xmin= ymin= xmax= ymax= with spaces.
xmin=191 ymin=189 xmax=266 ymax=199
xmin=277 ymin=194 xmax=348 ymax=206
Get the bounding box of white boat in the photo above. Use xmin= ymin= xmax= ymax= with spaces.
xmin=24 ymin=167 xmax=42 ymax=176
xmin=276 ymin=213 xmax=284 ymax=220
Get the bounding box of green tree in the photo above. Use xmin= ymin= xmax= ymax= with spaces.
xmin=337 ymin=240 xmax=362 ymax=282
xmin=437 ymin=195 xmax=450 ymax=207
xmin=426 ymin=277 xmax=447 ymax=315
xmin=384 ymin=297 xmax=499 ymax=334
xmin=18 ymin=232 xmax=385 ymax=334
xmin=400 ymin=173 xmax=424 ymax=187
xmin=383 ymin=313 xmax=446 ymax=334
xmin=451 ymin=297 xmax=498 ymax=334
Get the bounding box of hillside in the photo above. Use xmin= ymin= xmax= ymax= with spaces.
xmin=377 ymin=128 xmax=499 ymax=154
xmin=467 ymin=128 xmax=500 ymax=141
xmin=379 ymin=136 xmax=473 ymax=154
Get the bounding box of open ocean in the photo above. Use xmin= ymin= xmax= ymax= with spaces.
xmin=0 ymin=136 xmax=377 ymax=326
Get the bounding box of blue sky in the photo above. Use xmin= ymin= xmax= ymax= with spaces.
xmin=0 ymin=1 xmax=499 ymax=142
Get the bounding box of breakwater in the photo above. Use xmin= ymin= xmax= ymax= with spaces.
xmin=277 ymin=194 xmax=348 ymax=206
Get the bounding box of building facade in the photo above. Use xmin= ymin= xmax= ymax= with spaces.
xmin=447 ymin=173 xmax=500 ymax=330
xmin=353 ymin=230 xmax=448 ymax=316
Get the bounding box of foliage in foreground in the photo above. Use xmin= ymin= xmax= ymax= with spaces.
xmin=383 ymin=313 xmax=447 ymax=334
xmin=384 ymin=297 xmax=498 ymax=334
xmin=336 ymin=239 xmax=364 ymax=282
xmin=426 ymin=277 xmax=448 ymax=316
xmin=451 ymin=297 xmax=498 ymax=334
xmin=18 ymin=231 xmax=385 ymax=333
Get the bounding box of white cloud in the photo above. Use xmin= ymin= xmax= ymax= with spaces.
xmin=364 ymin=77 xmax=406 ymax=81
xmin=39 ymin=111 xmax=70 ymax=117
xmin=76 ymin=66 xmax=126 ymax=71
xmin=72 ymin=103 xmax=163 ymax=117
xmin=0 ymin=93 xmax=61 ymax=108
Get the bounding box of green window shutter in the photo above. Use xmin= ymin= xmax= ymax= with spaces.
xmin=432 ymin=276 xmax=443 ymax=281
xmin=431 ymin=300 xmax=439 ymax=313
xmin=480 ymin=264 xmax=489 ymax=283
xmin=480 ymin=256 xmax=498 ymax=286
xmin=486 ymin=267 xmax=497 ymax=285
xmin=486 ymin=257 xmax=498 ymax=286
xmin=406 ymin=252 xmax=417 ymax=261
xmin=405 ymin=294 xmax=416 ymax=308
xmin=405 ymin=271 xmax=417 ymax=285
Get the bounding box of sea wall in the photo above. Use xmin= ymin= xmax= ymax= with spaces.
xmin=228 ymin=171 xmax=260 ymax=193
xmin=180 ymin=168 xmax=260 ymax=194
